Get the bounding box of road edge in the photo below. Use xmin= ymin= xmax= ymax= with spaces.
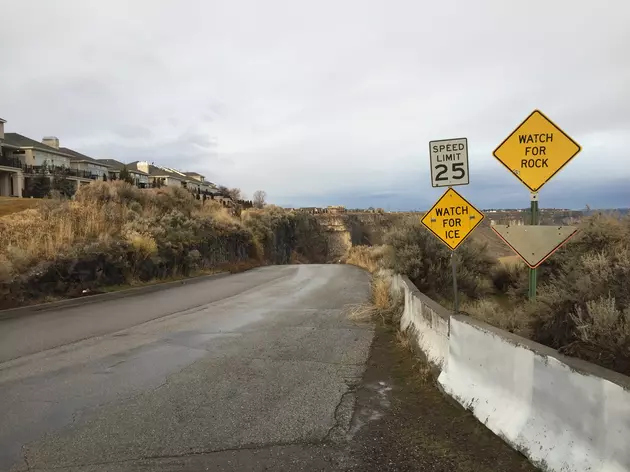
xmin=0 ymin=272 xmax=234 ymax=321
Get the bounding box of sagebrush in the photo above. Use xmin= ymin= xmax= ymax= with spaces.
xmin=345 ymin=213 xmax=630 ymax=375
xmin=0 ymin=182 xmax=328 ymax=308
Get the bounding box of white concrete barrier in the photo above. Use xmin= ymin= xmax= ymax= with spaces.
xmin=390 ymin=274 xmax=450 ymax=370
xmin=390 ymin=274 xmax=630 ymax=472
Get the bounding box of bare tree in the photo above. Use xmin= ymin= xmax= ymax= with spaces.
xmin=253 ymin=190 xmax=267 ymax=209
xmin=229 ymin=187 xmax=243 ymax=201
xmin=218 ymin=186 xmax=243 ymax=201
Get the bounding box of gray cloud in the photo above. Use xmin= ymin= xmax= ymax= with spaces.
xmin=1 ymin=0 xmax=629 ymax=208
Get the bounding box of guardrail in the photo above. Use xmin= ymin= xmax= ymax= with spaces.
xmin=390 ymin=273 xmax=630 ymax=472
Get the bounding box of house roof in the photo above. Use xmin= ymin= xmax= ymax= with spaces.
xmin=59 ymin=147 xmax=110 ymax=167
xmin=127 ymin=162 xmax=186 ymax=179
xmin=96 ymin=159 xmax=149 ymax=175
xmin=3 ymin=133 xmax=72 ymax=156
xmin=184 ymin=171 xmax=204 ymax=177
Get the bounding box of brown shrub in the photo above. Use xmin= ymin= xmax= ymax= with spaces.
xmin=0 ymin=184 xmax=332 ymax=308
xmin=491 ymin=260 xmax=528 ymax=300
xmin=345 ymin=245 xmax=387 ymax=273
xmin=241 ymin=206 xmax=328 ymax=264
xmin=488 ymin=214 xmax=630 ymax=374
xmin=374 ymin=212 xmax=630 ymax=375
xmin=346 ymin=274 xmax=403 ymax=326
xmin=462 ymin=299 xmax=532 ymax=338
xmin=383 ymin=220 xmax=495 ymax=302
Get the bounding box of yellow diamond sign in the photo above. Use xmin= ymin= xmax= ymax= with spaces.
xmin=493 ymin=110 xmax=581 ymax=192
xmin=421 ymin=188 xmax=484 ymax=250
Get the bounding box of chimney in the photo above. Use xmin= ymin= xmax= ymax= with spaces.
xmin=136 ymin=161 xmax=150 ymax=173
xmin=42 ymin=136 xmax=59 ymax=149
xmin=0 ymin=118 xmax=6 ymax=140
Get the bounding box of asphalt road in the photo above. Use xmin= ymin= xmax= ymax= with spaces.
xmin=0 ymin=265 xmax=374 ymax=471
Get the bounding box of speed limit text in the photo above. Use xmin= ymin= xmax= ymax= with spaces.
xmin=432 ymin=142 xmax=466 ymax=162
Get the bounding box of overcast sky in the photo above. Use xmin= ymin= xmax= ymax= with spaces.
xmin=1 ymin=0 xmax=629 ymax=209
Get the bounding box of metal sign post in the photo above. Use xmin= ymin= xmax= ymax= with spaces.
xmin=420 ymin=186 xmax=484 ymax=314
xmin=529 ymin=192 xmax=539 ymax=301
xmin=425 ymin=136 xmax=482 ymax=314
xmin=420 ymin=187 xmax=485 ymax=251
xmin=451 ymin=249 xmax=459 ymax=314
xmin=492 ymin=110 xmax=582 ymax=301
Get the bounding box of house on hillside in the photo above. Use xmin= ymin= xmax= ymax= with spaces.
xmin=97 ymin=158 xmax=150 ymax=188
xmin=127 ymin=161 xmax=188 ymax=188
xmin=182 ymin=171 xmax=231 ymax=205
xmin=0 ymin=118 xmax=25 ymax=197
xmin=57 ymin=142 xmax=111 ymax=182
xmin=183 ymin=172 xmax=203 ymax=193
xmin=2 ymin=133 xmax=100 ymax=196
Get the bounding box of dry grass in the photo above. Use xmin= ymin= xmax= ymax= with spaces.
xmin=0 ymin=182 xmax=241 ymax=272
xmin=471 ymin=224 xmax=514 ymax=259
xmin=345 ymin=274 xmax=403 ymax=327
xmin=461 ymin=299 xmax=532 ymax=337
xmin=372 ymin=275 xmax=391 ymax=310
xmin=346 ymin=302 xmax=376 ymax=322
xmin=0 ymin=197 xmax=41 ymax=217
xmin=0 ymin=182 xmax=331 ymax=308
xmin=0 ymin=181 xmax=244 ymax=281
xmin=396 ymin=329 xmax=413 ymax=352
xmin=0 ymin=201 xmax=112 ymax=264
xmin=570 ymin=296 xmax=630 ymax=349
xmin=498 ymin=255 xmax=522 ymax=266
xmin=345 ymin=245 xmax=387 ymax=273
xmin=195 ymin=200 xmax=241 ymax=227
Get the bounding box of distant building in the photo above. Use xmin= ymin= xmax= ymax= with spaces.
xmin=1 ymin=133 xmax=105 ymax=196
xmin=0 ymin=118 xmax=24 ymax=197
xmin=96 ymin=159 xmax=150 ymax=188
xmin=58 ymin=143 xmax=111 ymax=181
xmin=327 ymin=205 xmax=346 ymax=214
xmin=127 ymin=161 xmax=189 ymax=188
xmin=0 ymin=117 xmax=241 ymax=202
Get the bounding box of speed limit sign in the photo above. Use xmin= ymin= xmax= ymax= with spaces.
xmin=429 ymin=137 xmax=469 ymax=187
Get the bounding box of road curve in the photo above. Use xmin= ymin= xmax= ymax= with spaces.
xmin=0 ymin=265 xmax=372 ymax=471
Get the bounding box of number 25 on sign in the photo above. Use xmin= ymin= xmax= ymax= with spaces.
xmin=429 ymin=138 xmax=469 ymax=187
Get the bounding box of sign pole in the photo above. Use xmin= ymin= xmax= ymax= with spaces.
xmin=528 ymin=192 xmax=539 ymax=301
xmin=451 ymin=249 xmax=459 ymax=314
xmin=425 ymin=137 xmax=481 ymax=315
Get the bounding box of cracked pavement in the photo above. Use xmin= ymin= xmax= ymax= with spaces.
xmin=0 ymin=265 xmax=374 ymax=471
